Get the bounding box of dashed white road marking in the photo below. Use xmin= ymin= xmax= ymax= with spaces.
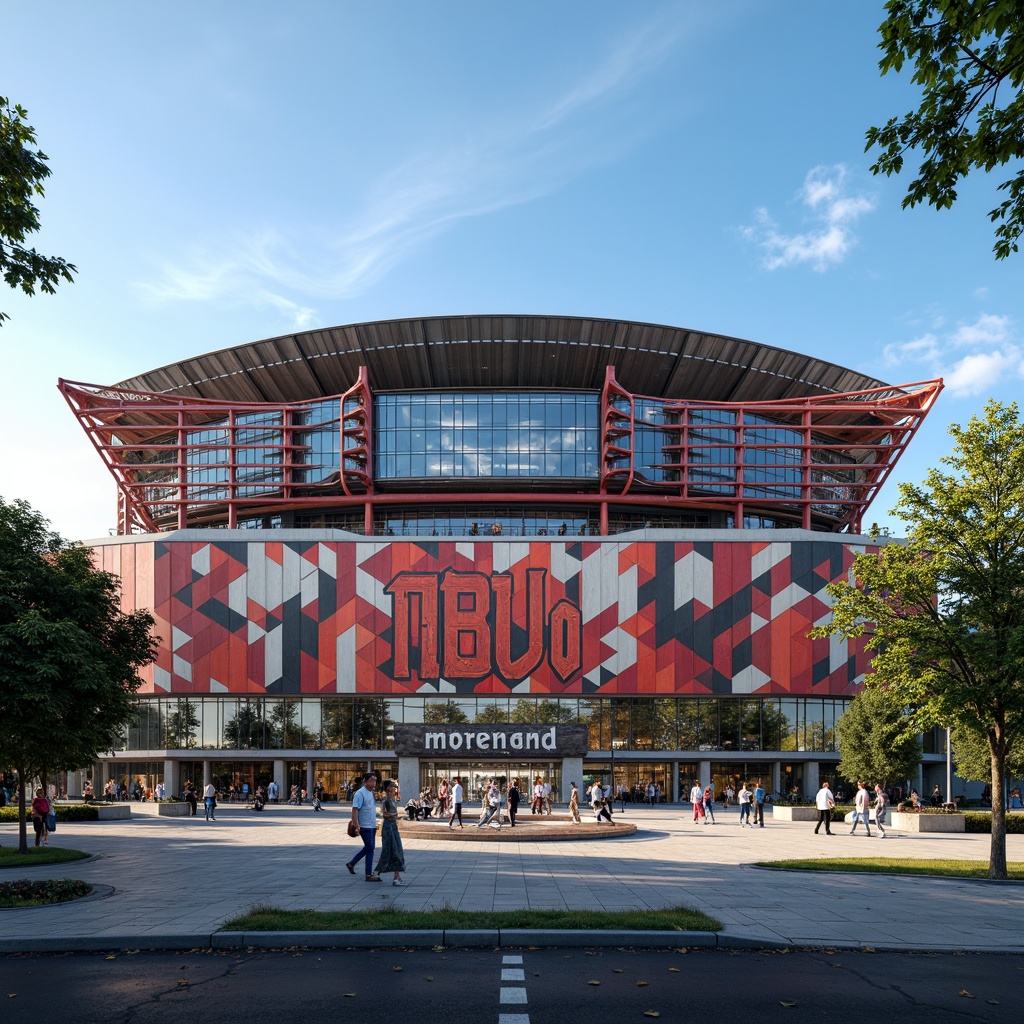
xmin=500 ymin=988 xmax=528 ymax=1004
xmin=498 ymin=1016 xmax=530 ymax=1024
xmin=501 ymin=968 xmax=525 ymax=981
xmin=502 ymin=955 xmax=523 ymax=964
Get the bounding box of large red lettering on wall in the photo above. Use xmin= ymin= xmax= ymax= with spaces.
xmin=385 ymin=568 xmax=581 ymax=684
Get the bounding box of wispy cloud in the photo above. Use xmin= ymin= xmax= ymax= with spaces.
xmin=137 ymin=12 xmax=687 ymax=327
xmin=883 ymin=312 xmax=1024 ymax=396
xmin=741 ymin=164 xmax=875 ymax=271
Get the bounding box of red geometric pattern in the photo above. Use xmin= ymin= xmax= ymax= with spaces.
xmin=94 ymin=537 xmax=874 ymax=697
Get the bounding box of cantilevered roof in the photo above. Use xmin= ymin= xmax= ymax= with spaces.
xmin=115 ymin=315 xmax=890 ymax=403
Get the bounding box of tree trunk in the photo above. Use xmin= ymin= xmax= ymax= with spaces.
xmin=989 ymin=732 xmax=1007 ymax=880
xmin=16 ymin=768 xmax=28 ymax=855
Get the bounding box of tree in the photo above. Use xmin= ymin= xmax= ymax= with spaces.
xmin=812 ymin=401 xmax=1024 ymax=878
xmin=835 ymin=686 xmax=923 ymax=786
xmin=0 ymin=98 xmax=76 ymax=324
xmin=866 ymin=1 xmax=1024 ymax=259
xmin=951 ymin=719 xmax=1024 ymax=780
xmin=166 ymin=697 xmax=199 ymax=749
xmin=224 ymin=699 xmax=267 ymax=749
xmin=0 ymin=498 xmax=157 ymax=852
xmin=423 ymin=699 xmax=469 ymax=724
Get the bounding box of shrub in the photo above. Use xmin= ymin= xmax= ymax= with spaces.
xmin=964 ymin=812 xmax=1024 ymax=834
xmin=0 ymin=805 xmax=99 ymax=823
xmin=0 ymin=878 xmax=91 ymax=908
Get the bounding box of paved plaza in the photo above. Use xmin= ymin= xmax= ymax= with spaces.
xmin=2 ymin=802 xmax=1022 ymax=953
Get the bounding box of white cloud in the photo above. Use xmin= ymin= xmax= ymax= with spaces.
xmin=883 ymin=333 xmax=940 ymax=368
xmin=944 ymin=349 xmax=1022 ymax=395
xmin=882 ymin=313 xmax=1024 ymax=396
xmin=742 ymin=164 xmax=876 ymax=271
xmin=137 ymin=12 xmax=687 ymax=322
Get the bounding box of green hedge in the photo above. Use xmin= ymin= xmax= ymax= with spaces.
xmin=0 ymin=805 xmax=99 ymax=823
xmin=964 ymin=811 xmax=1024 ymax=834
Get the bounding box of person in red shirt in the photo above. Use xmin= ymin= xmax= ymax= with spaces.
xmin=31 ymin=788 xmax=50 ymax=847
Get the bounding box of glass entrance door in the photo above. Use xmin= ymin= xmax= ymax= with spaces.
xmin=420 ymin=761 xmax=562 ymax=806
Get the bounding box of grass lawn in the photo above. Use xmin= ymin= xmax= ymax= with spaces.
xmin=0 ymin=846 xmax=90 ymax=869
xmin=758 ymin=857 xmax=1024 ymax=880
xmin=224 ymin=904 xmax=722 ymax=933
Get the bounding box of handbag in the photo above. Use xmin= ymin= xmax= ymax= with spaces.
xmin=46 ymin=811 xmax=57 ymax=832
xmin=347 ymin=819 xmax=359 ymax=838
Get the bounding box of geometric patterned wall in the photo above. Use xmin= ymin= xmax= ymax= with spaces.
xmin=95 ymin=536 xmax=874 ymax=698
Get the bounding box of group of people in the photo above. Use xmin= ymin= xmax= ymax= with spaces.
xmin=687 ymin=780 xmax=767 ymax=827
xmin=814 ymin=779 xmax=890 ymax=837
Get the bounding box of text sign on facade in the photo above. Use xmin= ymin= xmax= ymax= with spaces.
xmin=393 ymin=723 xmax=589 ymax=758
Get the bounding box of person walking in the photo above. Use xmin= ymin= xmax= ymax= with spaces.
xmin=507 ymin=778 xmax=521 ymax=827
xmin=690 ymin=782 xmax=706 ymax=824
xmin=702 ymin=785 xmax=717 ymax=824
xmin=477 ymin=779 xmax=502 ymax=827
xmin=374 ymin=780 xmax=406 ymax=886
xmin=184 ymin=781 xmax=198 ymax=816
xmin=873 ymin=783 xmax=888 ymax=838
xmin=346 ymin=772 xmax=381 ymax=881
xmin=814 ymin=780 xmax=835 ymax=835
xmin=737 ymin=782 xmax=752 ymax=826
xmin=568 ymin=781 xmax=582 ymax=824
xmin=531 ymin=778 xmax=544 ymax=814
xmin=850 ymin=780 xmax=873 ymax=836
xmin=203 ymin=781 xmax=217 ymax=821
xmin=447 ymin=777 xmax=464 ymax=828
xmin=31 ymin=788 xmax=50 ymax=847
xmin=753 ymin=779 xmax=766 ymax=827
xmin=590 ymin=778 xmax=613 ymax=823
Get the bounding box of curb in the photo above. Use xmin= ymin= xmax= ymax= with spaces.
xmin=5 ymin=930 xmax=1024 ymax=955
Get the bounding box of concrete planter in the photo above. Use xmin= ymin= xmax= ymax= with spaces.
xmin=771 ymin=805 xmax=819 ymax=821
xmin=890 ymin=811 xmax=965 ymax=833
xmin=157 ymin=802 xmax=191 ymax=817
xmin=94 ymin=804 xmax=131 ymax=820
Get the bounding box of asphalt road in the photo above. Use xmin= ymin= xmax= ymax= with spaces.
xmin=3 ymin=947 xmax=1021 ymax=1024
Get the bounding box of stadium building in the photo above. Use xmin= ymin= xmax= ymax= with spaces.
xmin=59 ymin=315 xmax=944 ymax=804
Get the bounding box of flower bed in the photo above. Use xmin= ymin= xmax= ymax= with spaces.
xmin=0 ymin=878 xmax=92 ymax=909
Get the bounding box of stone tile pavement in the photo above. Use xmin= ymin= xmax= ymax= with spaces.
xmin=2 ymin=802 xmax=1021 ymax=952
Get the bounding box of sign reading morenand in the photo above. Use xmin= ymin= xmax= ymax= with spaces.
xmin=393 ymin=723 xmax=588 ymax=758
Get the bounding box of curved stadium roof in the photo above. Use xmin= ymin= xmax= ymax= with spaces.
xmin=116 ymin=314 xmax=891 ymax=403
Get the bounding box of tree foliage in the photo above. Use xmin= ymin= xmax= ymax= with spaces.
xmin=812 ymin=400 xmax=1024 ymax=878
xmin=0 ymin=498 xmax=157 ymax=851
xmin=952 ymin=719 xmax=1024 ymax=780
xmin=835 ymin=685 xmax=923 ymax=786
xmin=866 ymin=1 xmax=1024 ymax=258
xmin=0 ymin=98 xmax=76 ymax=324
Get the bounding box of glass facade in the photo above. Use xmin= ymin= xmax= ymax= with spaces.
xmin=119 ymin=695 xmax=847 ymax=754
xmin=375 ymin=391 xmax=599 ymax=480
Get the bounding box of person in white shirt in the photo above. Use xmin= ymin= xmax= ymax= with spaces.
xmin=737 ymin=782 xmax=753 ymax=826
xmin=345 ymin=773 xmax=381 ymax=880
xmin=850 ymin=780 xmax=873 ymax=836
xmin=814 ymin=781 xmax=835 ymax=835
xmin=155 ymin=782 xmax=165 ymax=801
xmin=690 ymin=783 xmax=706 ymax=823
xmin=447 ymin=777 xmax=464 ymax=828
xmin=203 ymin=782 xmax=217 ymax=821
xmin=542 ymin=780 xmax=553 ymax=815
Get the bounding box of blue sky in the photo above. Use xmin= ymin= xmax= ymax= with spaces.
xmin=3 ymin=2 xmax=1022 ymax=541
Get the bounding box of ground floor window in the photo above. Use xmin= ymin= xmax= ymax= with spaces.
xmin=419 ymin=761 xmax=562 ymax=805
xmin=210 ymin=761 xmax=274 ymax=799
xmin=104 ymin=761 xmax=164 ymax=800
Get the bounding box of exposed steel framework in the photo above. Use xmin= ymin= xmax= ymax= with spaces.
xmin=60 ymin=364 xmax=941 ymax=536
